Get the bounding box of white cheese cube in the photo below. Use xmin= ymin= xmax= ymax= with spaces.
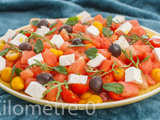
xmin=1 ymin=29 xmax=16 ymax=43
xmin=68 ymin=74 xmax=88 ymax=84
xmin=87 ymin=53 xmax=106 ymax=67
xmin=0 ymin=56 xmax=6 ymax=73
xmin=36 ymin=26 xmax=50 ymax=36
xmin=50 ymin=34 xmax=65 ymax=48
xmin=27 ymin=53 xmax=44 ymax=66
xmin=114 ymin=36 xmax=129 ymax=50
xmin=150 ymin=35 xmax=160 ymax=39
xmin=115 ymin=22 xmax=132 ymax=35
xmin=112 ymin=15 xmax=125 ymax=23
xmin=86 ymin=25 xmax=100 ymax=36
xmin=76 ymin=11 xmax=92 ymax=23
xmin=152 ymin=48 xmax=160 ymax=62
xmin=10 ymin=33 xmax=27 ymax=46
xmin=59 ymin=54 xmax=75 ymax=66
xmin=125 ymin=67 xmax=142 ymax=84
xmin=25 ymin=81 xmax=47 ymax=99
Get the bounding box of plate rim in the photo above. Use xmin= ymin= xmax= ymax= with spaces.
xmin=0 ymin=22 xmax=160 ymax=109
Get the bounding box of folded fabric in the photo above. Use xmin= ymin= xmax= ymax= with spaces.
xmin=0 ymin=0 xmax=160 ymax=120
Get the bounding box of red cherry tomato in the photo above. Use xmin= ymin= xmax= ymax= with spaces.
xmin=108 ymin=91 xmax=125 ymax=101
xmin=61 ymin=85 xmax=80 ymax=103
xmin=70 ymin=84 xmax=89 ymax=94
xmin=25 ymin=32 xmax=31 ymax=37
xmin=149 ymin=38 xmax=160 ymax=47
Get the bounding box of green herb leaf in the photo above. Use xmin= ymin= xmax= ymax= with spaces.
xmin=106 ymin=15 xmax=112 ymax=28
xmin=0 ymin=48 xmax=11 ymax=56
xmin=49 ymin=22 xmax=58 ymax=28
xmin=33 ymin=39 xmax=43 ymax=54
xmin=43 ymin=80 xmax=68 ymax=101
xmin=103 ymin=83 xmax=124 ymax=94
xmin=45 ymin=27 xmax=57 ymax=35
xmin=31 ymin=20 xmax=39 ymax=27
xmin=123 ymin=33 xmax=140 ymax=45
xmin=68 ymin=44 xmax=86 ymax=47
xmin=141 ymin=55 xmax=150 ymax=63
xmin=10 ymin=64 xmax=16 ymax=82
xmin=141 ymin=35 xmax=154 ymax=49
xmin=85 ymin=47 xmax=98 ymax=59
xmin=19 ymin=30 xmax=25 ymax=34
xmin=66 ymin=16 xmax=78 ymax=26
xmin=15 ymin=68 xmax=22 ymax=76
xmin=102 ymin=27 xmax=113 ymax=38
xmin=7 ymin=43 xmax=23 ymax=53
xmin=53 ymin=66 xmax=68 ymax=75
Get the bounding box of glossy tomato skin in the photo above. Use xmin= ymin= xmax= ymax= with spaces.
xmin=149 ymin=38 xmax=160 ymax=47
xmin=70 ymin=84 xmax=89 ymax=94
xmin=61 ymin=85 xmax=80 ymax=103
xmin=108 ymin=91 xmax=125 ymax=101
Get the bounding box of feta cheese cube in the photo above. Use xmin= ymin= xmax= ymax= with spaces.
xmin=36 ymin=26 xmax=50 ymax=36
xmin=50 ymin=35 xmax=65 ymax=48
xmin=87 ymin=53 xmax=106 ymax=67
xmin=115 ymin=22 xmax=132 ymax=35
xmin=125 ymin=67 xmax=142 ymax=84
xmin=76 ymin=11 xmax=92 ymax=23
xmin=68 ymin=74 xmax=88 ymax=84
xmin=152 ymin=48 xmax=160 ymax=62
xmin=1 ymin=29 xmax=16 ymax=43
xmin=59 ymin=54 xmax=75 ymax=66
xmin=112 ymin=15 xmax=125 ymax=23
xmin=27 ymin=53 xmax=44 ymax=66
xmin=25 ymin=81 xmax=47 ymax=99
xmin=150 ymin=35 xmax=160 ymax=39
xmin=0 ymin=56 xmax=6 ymax=73
xmin=10 ymin=33 xmax=27 ymax=46
xmin=114 ymin=36 xmax=129 ymax=50
xmin=86 ymin=25 xmax=100 ymax=36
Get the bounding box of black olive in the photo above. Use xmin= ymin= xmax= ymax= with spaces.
xmin=19 ymin=42 xmax=32 ymax=51
xmin=37 ymin=19 xmax=49 ymax=28
xmin=59 ymin=25 xmax=73 ymax=33
xmin=36 ymin=73 xmax=53 ymax=85
xmin=108 ymin=43 xmax=121 ymax=57
xmin=89 ymin=76 xmax=103 ymax=94
xmin=72 ymin=38 xmax=83 ymax=45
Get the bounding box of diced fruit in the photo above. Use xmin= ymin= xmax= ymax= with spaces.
xmin=43 ymin=42 xmax=53 ymax=52
xmin=139 ymin=59 xmax=153 ymax=74
xmin=130 ymin=26 xmax=147 ymax=36
xmin=60 ymin=29 xmax=70 ymax=41
xmin=20 ymin=68 xmax=34 ymax=80
xmin=100 ymin=59 xmax=112 ymax=72
xmin=21 ymin=51 xmax=36 ymax=64
xmin=73 ymin=23 xmax=83 ymax=33
xmin=24 ymin=78 xmax=36 ymax=89
xmin=1 ymin=67 xmax=12 ymax=82
xmin=46 ymin=85 xmax=58 ymax=102
xmin=138 ymin=76 xmax=148 ymax=90
xmin=15 ymin=59 xmax=29 ymax=70
xmin=42 ymin=49 xmax=57 ymax=67
xmin=98 ymin=49 xmax=112 ymax=59
xmin=145 ymin=74 xmax=156 ymax=85
xmin=54 ymin=73 xmax=67 ymax=83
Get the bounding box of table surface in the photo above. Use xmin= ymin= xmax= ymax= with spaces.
xmin=0 ymin=0 xmax=160 ymax=120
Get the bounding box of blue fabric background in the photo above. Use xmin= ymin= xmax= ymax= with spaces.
xmin=0 ymin=0 xmax=160 ymax=119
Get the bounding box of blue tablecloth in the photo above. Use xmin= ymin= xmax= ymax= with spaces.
xmin=1 ymin=0 xmax=160 ymax=119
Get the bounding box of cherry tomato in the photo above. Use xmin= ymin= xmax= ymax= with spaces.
xmin=151 ymin=68 xmax=160 ymax=82
xmin=149 ymin=38 xmax=160 ymax=47
xmin=108 ymin=91 xmax=124 ymax=101
xmin=61 ymin=85 xmax=80 ymax=103
xmin=86 ymin=95 xmax=103 ymax=104
xmin=24 ymin=32 xmax=31 ymax=37
xmin=113 ymin=68 xmax=125 ymax=81
xmin=92 ymin=21 xmax=103 ymax=33
xmin=80 ymin=92 xmax=93 ymax=100
xmin=70 ymin=84 xmax=89 ymax=94
xmin=5 ymin=50 xmax=19 ymax=61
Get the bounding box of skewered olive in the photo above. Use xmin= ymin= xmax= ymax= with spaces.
xmin=36 ymin=73 xmax=53 ymax=85
xmin=59 ymin=25 xmax=73 ymax=33
xmin=72 ymin=38 xmax=83 ymax=45
xmin=37 ymin=19 xmax=49 ymax=28
xmin=108 ymin=43 xmax=121 ymax=57
xmin=19 ymin=42 xmax=32 ymax=51
xmin=89 ymin=76 xmax=103 ymax=94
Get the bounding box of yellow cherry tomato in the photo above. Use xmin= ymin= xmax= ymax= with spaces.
xmin=49 ymin=48 xmax=63 ymax=57
xmin=151 ymin=68 xmax=160 ymax=82
xmin=92 ymin=21 xmax=103 ymax=33
xmin=5 ymin=50 xmax=19 ymax=61
xmin=113 ymin=68 xmax=125 ymax=81
xmin=0 ymin=44 xmax=5 ymax=51
xmin=80 ymin=92 xmax=93 ymax=100
xmin=86 ymin=95 xmax=103 ymax=104
xmin=78 ymin=100 xmax=86 ymax=104
xmin=11 ymin=76 xmax=24 ymax=91
xmin=1 ymin=67 xmax=12 ymax=82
